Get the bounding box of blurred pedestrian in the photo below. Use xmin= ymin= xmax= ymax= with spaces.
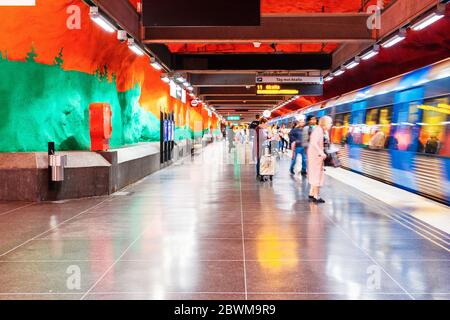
xmin=288 ymin=119 xmax=307 ymax=176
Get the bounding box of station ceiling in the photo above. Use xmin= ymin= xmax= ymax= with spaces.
xmin=103 ymin=0 xmax=445 ymax=121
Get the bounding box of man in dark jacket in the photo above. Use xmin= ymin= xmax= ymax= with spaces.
xmin=289 ymin=119 xmax=307 ymax=176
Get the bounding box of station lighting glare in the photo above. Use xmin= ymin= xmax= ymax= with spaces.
xmin=263 ymin=110 xmax=272 ymax=118
xmin=187 ymin=86 xmax=194 ymax=92
xmin=345 ymin=57 xmax=361 ymax=70
xmin=361 ymin=45 xmax=380 ymax=60
xmin=381 ymin=29 xmax=407 ymax=48
xmin=176 ymin=76 xmax=185 ymax=83
xmin=411 ymin=12 xmax=445 ymax=31
xmin=325 ymin=75 xmax=334 ymax=82
xmin=89 ymin=7 xmax=116 ymax=33
xmin=127 ymin=39 xmax=145 ymax=56
xmin=150 ymin=57 xmax=163 ymax=71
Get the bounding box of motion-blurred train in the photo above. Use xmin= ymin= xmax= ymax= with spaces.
xmin=274 ymin=58 xmax=450 ymax=205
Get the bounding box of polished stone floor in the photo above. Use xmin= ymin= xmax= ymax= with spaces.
xmin=0 ymin=142 xmax=448 ymax=300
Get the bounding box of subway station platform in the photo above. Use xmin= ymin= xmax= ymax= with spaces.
xmin=0 ymin=142 xmax=448 ymax=300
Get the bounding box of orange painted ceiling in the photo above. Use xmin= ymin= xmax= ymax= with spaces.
xmin=129 ymin=0 xmax=393 ymax=53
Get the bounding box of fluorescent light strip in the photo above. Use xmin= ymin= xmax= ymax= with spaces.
xmin=90 ymin=15 xmax=116 ymax=33
xmin=411 ymin=12 xmax=445 ymax=31
xmin=361 ymin=50 xmax=379 ymax=60
xmin=150 ymin=58 xmax=163 ymax=71
xmin=381 ymin=34 xmax=406 ymax=48
xmin=128 ymin=39 xmax=145 ymax=56
xmin=334 ymin=69 xmax=345 ymax=76
xmin=345 ymin=60 xmax=360 ymax=69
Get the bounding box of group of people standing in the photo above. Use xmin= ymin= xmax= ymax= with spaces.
xmin=251 ymin=114 xmax=334 ymax=204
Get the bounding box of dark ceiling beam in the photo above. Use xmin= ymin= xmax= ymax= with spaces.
xmin=198 ymin=87 xmax=258 ymax=96
xmin=173 ymin=53 xmax=331 ymax=71
xmin=144 ymin=13 xmax=374 ymax=43
xmin=190 ymin=73 xmax=255 ymax=87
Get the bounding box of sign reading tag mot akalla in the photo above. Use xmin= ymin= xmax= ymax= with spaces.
xmin=256 ymin=76 xmax=323 ymax=84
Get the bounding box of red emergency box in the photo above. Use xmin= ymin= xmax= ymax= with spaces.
xmin=89 ymin=103 xmax=112 ymax=151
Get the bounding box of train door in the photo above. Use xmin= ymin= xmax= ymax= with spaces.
xmin=347 ymin=100 xmax=367 ymax=172
xmin=390 ymin=86 xmax=425 ymax=192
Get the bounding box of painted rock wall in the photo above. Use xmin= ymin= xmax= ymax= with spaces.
xmin=0 ymin=0 xmax=219 ymax=152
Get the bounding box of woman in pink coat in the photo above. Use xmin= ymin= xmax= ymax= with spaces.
xmin=307 ymin=116 xmax=333 ymax=203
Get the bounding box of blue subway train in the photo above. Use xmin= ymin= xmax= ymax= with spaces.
xmin=275 ymin=58 xmax=450 ymax=204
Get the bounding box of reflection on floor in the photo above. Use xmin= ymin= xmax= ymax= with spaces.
xmin=0 ymin=141 xmax=448 ymax=300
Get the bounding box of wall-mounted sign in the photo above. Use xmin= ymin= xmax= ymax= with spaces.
xmin=256 ymin=76 xmax=323 ymax=84
xmin=170 ymin=80 xmax=187 ymax=103
xmin=227 ymin=115 xmax=241 ymax=121
xmin=256 ymin=84 xmax=323 ymax=96
xmin=191 ymin=99 xmax=200 ymax=107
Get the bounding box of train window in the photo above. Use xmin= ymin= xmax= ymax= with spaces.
xmin=330 ymin=113 xmax=351 ymax=144
xmin=363 ymin=108 xmax=379 ymax=145
xmin=417 ymin=96 xmax=450 ymax=157
xmin=331 ymin=114 xmax=344 ymax=144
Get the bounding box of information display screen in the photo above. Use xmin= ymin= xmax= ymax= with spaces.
xmin=256 ymin=84 xmax=323 ymax=96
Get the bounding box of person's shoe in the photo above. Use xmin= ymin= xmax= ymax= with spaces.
xmin=313 ymin=198 xmax=326 ymax=203
xmin=290 ymin=170 xmax=295 ymax=175
xmin=301 ymin=172 xmax=307 ymax=177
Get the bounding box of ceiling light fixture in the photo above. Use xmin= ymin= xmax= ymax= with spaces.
xmin=89 ymin=7 xmax=116 ymax=33
xmin=411 ymin=11 xmax=445 ymax=31
xmin=345 ymin=57 xmax=361 ymax=70
xmin=150 ymin=57 xmax=163 ymax=71
xmin=127 ymin=39 xmax=145 ymax=56
xmin=160 ymin=74 xmax=170 ymax=83
xmin=360 ymin=45 xmax=380 ymax=60
xmin=334 ymin=68 xmax=346 ymax=77
xmin=381 ymin=29 xmax=407 ymax=48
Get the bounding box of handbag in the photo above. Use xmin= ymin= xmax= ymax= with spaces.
xmin=324 ymin=151 xmax=341 ymax=167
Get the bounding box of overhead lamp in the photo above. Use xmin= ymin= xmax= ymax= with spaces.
xmin=150 ymin=57 xmax=163 ymax=71
xmin=325 ymin=74 xmax=334 ymax=82
xmin=411 ymin=11 xmax=445 ymax=31
xmin=345 ymin=57 xmax=361 ymax=70
xmin=176 ymin=75 xmax=185 ymax=83
xmin=187 ymin=86 xmax=194 ymax=92
xmin=381 ymin=29 xmax=407 ymax=48
xmin=253 ymin=41 xmax=262 ymax=48
xmin=127 ymin=39 xmax=145 ymax=56
xmin=161 ymin=74 xmax=170 ymax=83
xmin=89 ymin=7 xmax=116 ymax=33
xmin=361 ymin=45 xmax=380 ymax=60
xmin=263 ymin=110 xmax=272 ymax=118
xmin=334 ymin=68 xmax=346 ymax=77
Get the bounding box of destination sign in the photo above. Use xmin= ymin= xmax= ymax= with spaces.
xmin=256 ymin=76 xmax=323 ymax=84
xmin=256 ymin=83 xmax=323 ymax=96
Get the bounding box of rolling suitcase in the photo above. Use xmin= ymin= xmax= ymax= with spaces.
xmin=259 ymin=148 xmax=275 ymax=181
